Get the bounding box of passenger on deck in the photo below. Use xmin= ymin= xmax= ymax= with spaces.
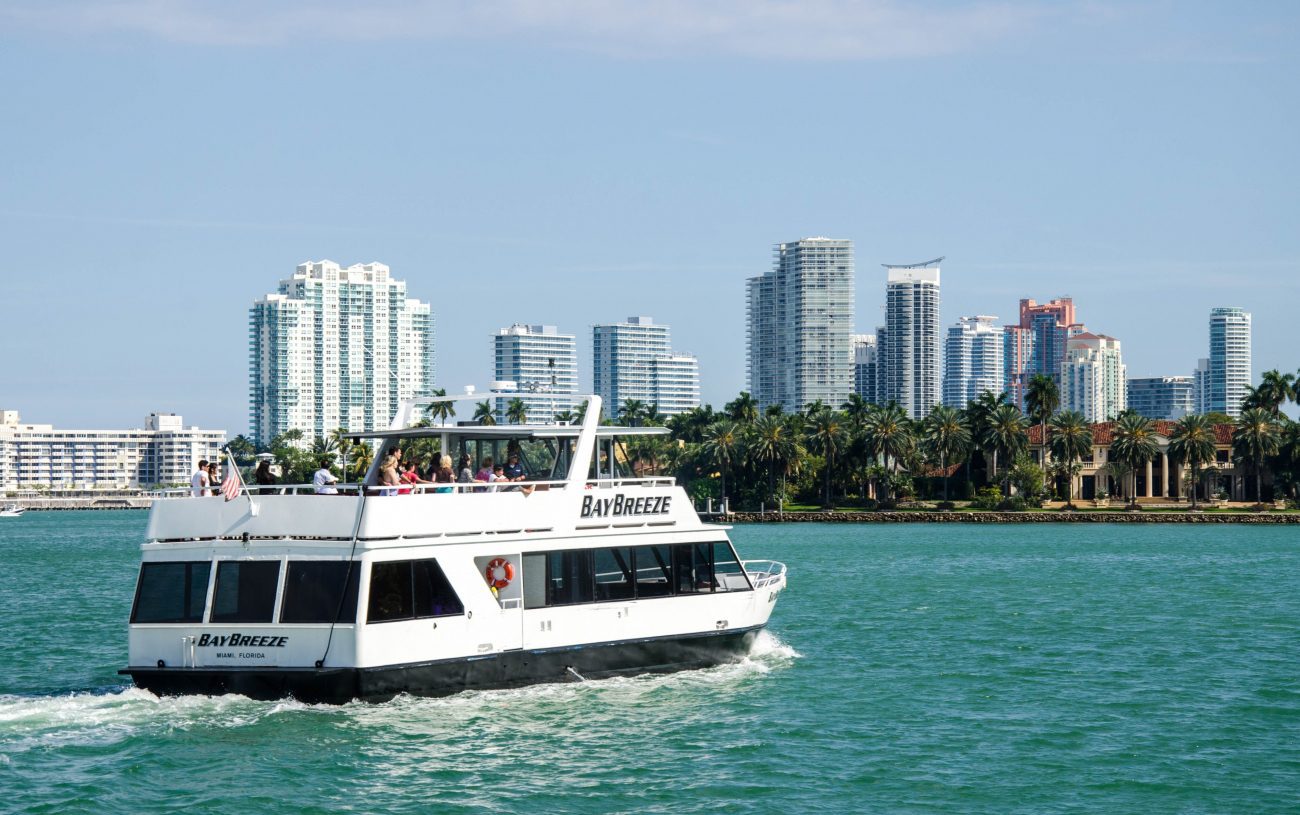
xmin=313 ymin=458 xmax=339 ymax=495
xmin=399 ymin=459 xmax=430 ymax=494
xmin=434 ymin=455 xmax=455 ymax=493
xmin=503 ymin=452 xmax=533 ymax=495
xmin=254 ymin=460 xmax=276 ymax=494
xmin=456 ymin=453 xmax=474 ymax=484
xmin=191 ymin=460 xmax=210 ymax=497
xmin=378 ymin=447 xmax=402 ymax=496
xmin=475 ymin=456 xmax=495 ymax=483
xmin=207 ymin=462 xmax=221 ymax=496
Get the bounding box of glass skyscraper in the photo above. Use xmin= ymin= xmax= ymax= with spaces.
xmin=249 ymin=261 xmax=433 ymax=446
xmin=746 ymin=238 xmax=854 ymax=413
xmin=1201 ymin=307 xmax=1252 ymax=417
xmin=943 ymin=316 xmax=1003 ymax=408
xmin=493 ymin=324 xmax=579 ymax=423
xmin=880 ymin=260 xmax=941 ymax=419
xmin=1127 ymin=376 xmax=1194 ymax=421
xmin=592 ymin=317 xmax=700 ymax=418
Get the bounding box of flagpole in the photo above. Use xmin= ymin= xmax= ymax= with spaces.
xmin=222 ymin=445 xmax=259 ymax=516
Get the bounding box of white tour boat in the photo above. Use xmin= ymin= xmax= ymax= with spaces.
xmin=0 ymin=505 xmax=24 ymax=517
xmin=121 ymin=394 xmax=786 ymax=703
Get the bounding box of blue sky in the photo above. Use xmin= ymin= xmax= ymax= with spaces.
xmin=1 ymin=1 xmax=1297 ymax=434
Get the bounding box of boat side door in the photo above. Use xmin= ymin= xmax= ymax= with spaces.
xmin=474 ymin=553 xmax=524 ymax=652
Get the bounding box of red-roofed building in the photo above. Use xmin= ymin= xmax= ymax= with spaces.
xmin=1028 ymin=421 xmax=1248 ymax=502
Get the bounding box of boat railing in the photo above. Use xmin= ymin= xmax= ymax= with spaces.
xmin=231 ymin=478 xmax=574 ymax=497
xmin=741 ymin=560 xmax=787 ymax=589
xmin=584 ymin=477 xmax=676 ymax=489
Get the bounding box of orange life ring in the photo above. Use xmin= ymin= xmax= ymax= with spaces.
xmin=485 ymin=558 xmax=514 ymax=590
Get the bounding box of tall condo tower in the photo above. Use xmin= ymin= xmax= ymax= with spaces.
xmin=493 ymin=324 xmax=579 ymax=423
xmin=592 ymin=317 xmax=700 ymax=418
xmin=851 ymin=333 xmax=879 ymax=405
xmin=249 ymin=261 xmax=433 ymax=446
xmin=880 ymin=258 xmax=942 ymax=419
xmin=943 ymin=316 xmax=1004 ymax=408
xmin=1127 ymin=376 xmax=1194 ymax=421
xmin=1061 ymin=333 xmax=1126 ymax=422
xmin=746 ymin=238 xmax=855 ymax=413
xmin=1199 ymin=307 xmax=1252 ymax=417
xmin=1002 ymin=297 xmax=1083 ymax=410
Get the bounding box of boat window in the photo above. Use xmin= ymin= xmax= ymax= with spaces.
xmin=368 ymin=559 xmax=464 ymax=623
xmin=280 ymin=561 xmax=360 ymax=624
xmin=546 ymin=550 xmax=595 ymax=606
xmin=413 ymin=560 xmax=464 ymax=618
xmin=634 ymin=544 xmax=673 ymax=598
xmin=211 ymin=561 xmax=281 ymax=624
xmin=131 ymin=561 xmax=210 ymax=624
xmin=593 ymin=547 xmax=634 ymax=602
xmin=712 ymin=541 xmax=751 ymax=591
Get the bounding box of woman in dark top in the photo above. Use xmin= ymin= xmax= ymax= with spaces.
xmin=254 ymin=459 xmax=276 ymax=494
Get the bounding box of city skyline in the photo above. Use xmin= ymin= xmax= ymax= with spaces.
xmin=2 ymin=4 xmax=1298 ymax=432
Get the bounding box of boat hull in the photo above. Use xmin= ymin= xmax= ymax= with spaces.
xmin=122 ymin=626 xmax=763 ymax=704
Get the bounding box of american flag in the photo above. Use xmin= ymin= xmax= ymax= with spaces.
xmin=220 ymin=457 xmax=245 ymax=502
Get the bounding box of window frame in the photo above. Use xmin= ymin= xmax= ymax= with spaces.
xmin=130 ymin=560 xmax=212 ymax=624
xmin=279 ymin=559 xmax=361 ymax=625
xmin=365 ymin=558 xmax=465 ymax=624
xmin=210 ymin=559 xmax=284 ymax=625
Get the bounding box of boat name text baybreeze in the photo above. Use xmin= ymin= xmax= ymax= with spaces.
xmin=580 ymin=494 xmax=672 ymax=519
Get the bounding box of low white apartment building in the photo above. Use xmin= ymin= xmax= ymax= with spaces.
xmin=0 ymin=411 xmax=226 ymax=491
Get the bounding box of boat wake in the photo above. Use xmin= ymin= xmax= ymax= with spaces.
xmin=0 ymin=631 xmax=799 ymax=756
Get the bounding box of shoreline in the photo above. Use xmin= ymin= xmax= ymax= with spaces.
xmin=719 ymin=510 xmax=1300 ymax=524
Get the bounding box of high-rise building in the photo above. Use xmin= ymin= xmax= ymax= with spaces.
xmin=851 ymin=333 xmax=879 ymax=404
xmin=493 ymin=324 xmax=579 ymax=423
xmin=880 ymin=259 xmax=941 ymax=418
xmin=1127 ymin=376 xmax=1194 ymax=421
xmin=943 ymin=316 xmax=1004 ymax=408
xmin=746 ymin=238 xmax=854 ymax=413
xmin=1003 ymin=297 xmax=1084 ymax=410
xmin=249 ymin=261 xmax=433 ymax=446
xmin=592 ymin=317 xmax=700 ymax=418
xmin=1205 ymin=307 xmax=1252 ymax=417
xmin=1193 ymin=358 xmax=1211 ymax=415
xmin=0 ymin=410 xmax=225 ymax=490
xmin=1061 ymin=333 xmax=1126 ymax=422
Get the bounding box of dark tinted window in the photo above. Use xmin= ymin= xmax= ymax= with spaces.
xmin=131 ymin=561 xmax=210 ymax=623
xmin=368 ymin=559 xmax=463 ymax=623
xmin=413 ymin=560 xmax=464 ymax=617
xmin=211 ymin=561 xmax=281 ymax=623
xmin=634 ymin=545 xmax=673 ymax=598
xmin=593 ymin=547 xmax=634 ymax=602
xmin=546 ymin=550 xmax=594 ymax=606
xmin=713 ymin=541 xmax=750 ymax=591
xmin=280 ymin=561 xmax=360 ymax=624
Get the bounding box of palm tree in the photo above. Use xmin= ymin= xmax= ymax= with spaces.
xmin=1233 ymin=407 xmax=1282 ymax=504
xmin=701 ymin=420 xmax=742 ymax=508
xmin=554 ymin=409 xmax=577 ymax=425
xmin=981 ymin=404 xmax=1028 ymax=494
xmin=311 ymin=436 xmax=337 ymax=458
xmin=424 ymin=387 xmax=456 ymax=425
xmin=841 ymin=393 xmax=873 ymax=432
xmin=724 ymin=392 xmax=759 ymax=426
xmin=1046 ymin=410 xmax=1092 ymax=506
xmin=805 ymin=409 xmax=849 ymax=506
xmin=1242 ymin=370 xmax=1295 ymax=415
xmin=1168 ymin=414 xmax=1217 ymax=508
xmin=350 ymin=442 xmax=374 ymax=481
xmin=619 ymin=398 xmax=647 ymax=427
xmin=1025 ymin=374 xmax=1060 ymax=471
xmin=227 ymin=434 xmax=257 ymax=465
xmin=505 ymin=398 xmax=529 ymax=425
xmin=473 ymin=401 xmax=497 ymax=426
xmin=748 ymin=414 xmax=795 ymax=501
xmin=862 ymin=403 xmax=913 ymax=499
xmin=922 ymin=405 xmax=970 ymax=502
xmin=965 ymin=390 xmax=1008 ymax=486
xmin=1109 ymin=413 xmax=1159 ymax=506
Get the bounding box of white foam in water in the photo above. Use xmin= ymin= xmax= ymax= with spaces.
xmin=0 ymin=630 xmax=800 ymax=751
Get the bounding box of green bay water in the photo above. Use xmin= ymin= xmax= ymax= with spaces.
xmin=1 ymin=513 xmax=1298 ymax=814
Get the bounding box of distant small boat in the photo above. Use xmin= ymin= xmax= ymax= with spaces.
xmin=0 ymin=505 xmax=24 ymax=517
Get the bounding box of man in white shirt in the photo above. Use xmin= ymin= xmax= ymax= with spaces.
xmin=190 ymin=460 xmax=210 ymax=497
xmin=313 ymin=459 xmax=339 ymax=495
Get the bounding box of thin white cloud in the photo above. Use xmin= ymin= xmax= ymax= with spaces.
xmin=0 ymin=0 xmax=1042 ymax=59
